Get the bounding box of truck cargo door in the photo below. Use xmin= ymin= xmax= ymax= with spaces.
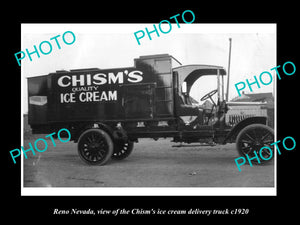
xmin=122 ymin=83 xmax=155 ymax=119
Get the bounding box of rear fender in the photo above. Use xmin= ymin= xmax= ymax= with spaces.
xmin=224 ymin=116 xmax=267 ymax=143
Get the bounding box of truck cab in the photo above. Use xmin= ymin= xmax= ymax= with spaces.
xmin=122 ymin=54 xmax=228 ymax=143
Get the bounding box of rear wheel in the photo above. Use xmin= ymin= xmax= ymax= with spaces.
xmin=77 ymin=128 xmax=113 ymax=165
xmin=236 ymin=124 xmax=274 ymax=164
xmin=112 ymin=140 xmax=134 ymax=160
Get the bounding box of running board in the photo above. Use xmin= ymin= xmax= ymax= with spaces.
xmin=172 ymin=143 xmax=216 ymax=147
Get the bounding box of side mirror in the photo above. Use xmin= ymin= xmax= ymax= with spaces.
xmin=181 ymin=81 xmax=187 ymax=94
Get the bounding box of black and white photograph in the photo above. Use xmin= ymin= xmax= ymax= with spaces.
xmin=4 ymin=4 xmax=298 ymax=221
xmin=21 ymin=24 xmax=276 ymax=195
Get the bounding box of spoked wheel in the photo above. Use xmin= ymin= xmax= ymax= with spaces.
xmin=236 ymin=124 xmax=274 ymax=164
xmin=78 ymin=128 xmax=113 ymax=165
xmin=112 ymin=140 xmax=134 ymax=160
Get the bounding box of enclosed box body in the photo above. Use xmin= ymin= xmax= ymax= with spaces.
xmin=28 ymin=54 xmax=175 ymax=131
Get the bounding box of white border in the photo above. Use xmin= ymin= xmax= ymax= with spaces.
xmin=21 ymin=23 xmax=276 ymax=34
xmin=22 ymin=187 xmax=276 ymax=196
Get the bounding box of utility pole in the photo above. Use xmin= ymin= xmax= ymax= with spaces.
xmin=226 ymin=38 xmax=232 ymax=101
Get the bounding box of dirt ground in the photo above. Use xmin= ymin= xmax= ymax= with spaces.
xmin=23 ymin=137 xmax=274 ymax=188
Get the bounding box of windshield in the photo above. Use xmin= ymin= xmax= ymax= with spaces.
xmin=189 ymin=75 xmax=218 ymax=105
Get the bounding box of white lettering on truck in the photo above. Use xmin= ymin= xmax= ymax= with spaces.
xmin=57 ymin=70 xmax=142 ymax=104
xmin=60 ymin=90 xmax=117 ymax=103
xmin=57 ymin=70 xmax=143 ymax=87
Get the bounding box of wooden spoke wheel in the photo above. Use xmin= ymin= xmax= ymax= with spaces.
xmin=236 ymin=124 xmax=274 ymax=164
xmin=78 ymin=129 xmax=113 ymax=165
xmin=112 ymin=140 xmax=134 ymax=160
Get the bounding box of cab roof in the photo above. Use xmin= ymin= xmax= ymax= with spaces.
xmin=173 ymin=64 xmax=226 ymax=91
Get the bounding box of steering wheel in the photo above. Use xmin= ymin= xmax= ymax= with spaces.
xmin=200 ymin=89 xmax=218 ymax=102
xmin=200 ymin=89 xmax=218 ymax=125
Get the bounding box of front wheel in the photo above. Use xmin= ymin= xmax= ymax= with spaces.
xmin=77 ymin=128 xmax=113 ymax=165
xmin=236 ymin=124 xmax=274 ymax=164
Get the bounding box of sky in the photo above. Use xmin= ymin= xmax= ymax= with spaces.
xmin=21 ymin=24 xmax=276 ymax=113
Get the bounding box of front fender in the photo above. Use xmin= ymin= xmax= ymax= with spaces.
xmin=224 ymin=116 xmax=267 ymax=143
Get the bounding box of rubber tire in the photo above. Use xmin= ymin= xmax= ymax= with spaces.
xmin=236 ymin=124 xmax=274 ymax=165
xmin=77 ymin=128 xmax=113 ymax=165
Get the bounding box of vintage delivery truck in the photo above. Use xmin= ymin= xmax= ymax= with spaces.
xmin=27 ymin=54 xmax=274 ymax=165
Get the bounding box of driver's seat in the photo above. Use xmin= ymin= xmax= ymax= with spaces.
xmin=176 ymin=92 xmax=204 ymax=125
